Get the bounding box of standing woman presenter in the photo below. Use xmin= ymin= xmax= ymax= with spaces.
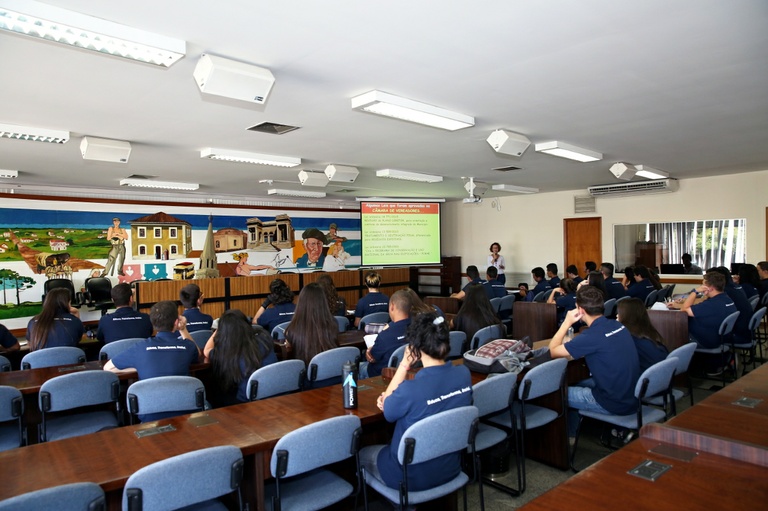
xmin=488 ymin=242 xmax=506 ymax=285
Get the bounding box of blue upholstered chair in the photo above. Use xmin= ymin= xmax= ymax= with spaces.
xmin=190 ymin=329 xmax=213 ymax=350
xmin=21 ymin=346 xmax=85 ymax=370
xmin=0 ymin=482 xmax=105 ymax=511
xmin=0 ymin=355 xmax=10 ymax=372
xmin=38 ymin=370 xmax=120 ymax=442
xmin=98 ymin=338 xmax=146 ymax=361
xmin=644 ymin=289 xmax=660 ymax=308
xmin=729 ymin=307 xmax=767 ymax=376
xmin=247 ymin=360 xmax=306 ymax=401
xmin=306 ymin=346 xmax=360 ymax=389
xmin=271 ymin=321 xmax=291 ymax=341
xmin=358 ymin=312 xmax=390 ymax=331
xmin=123 ymin=445 xmax=243 ymax=511
xmin=334 ymin=316 xmax=350 ymax=332
xmin=362 ymin=406 xmax=480 ymax=511
xmin=387 ymin=345 xmax=407 ymax=368
xmin=126 ymin=376 xmax=205 ymax=424
xmin=489 ymin=297 xmax=503 ymax=315
xmin=694 ymin=310 xmax=740 ymax=386
xmin=645 ymin=342 xmax=697 ymax=413
xmin=265 ymin=415 xmax=362 ymax=511
xmin=602 ymin=298 xmax=617 ymax=319
xmin=0 ymin=385 xmax=24 ymax=451
xmin=470 ymin=324 xmax=505 ymax=351
xmin=498 ymin=295 xmax=515 ymax=330
xmin=448 ymin=331 xmax=467 ymax=360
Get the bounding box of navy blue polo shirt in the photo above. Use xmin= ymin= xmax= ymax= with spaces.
xmin=354 ymin=292 xmax=390 ymax=319
xmin=0 ymin=324 xmax=18 ymax=349
xmin=483 ymin=281 xmax=507 ymax=299
xmin=368 ymin=318 xmax=411 ymax=377
xmin=604 ymin=277 xmax=627 ymax=300
xmin=97 ymin=307 xmax=153 ymax=343
xmin=627 ymin=279 xmax=655 ymax=302
xmin=525 ymin=280 xmax=552 ymax=302
xmin=26 ymin=313 xmax=84 ymax=349
xmin=257 ymin=302 xmax=296 ymax=333
xmin=182 ymin=308 xmax=213 ymax=332
xmin=689 ymin=292 xmax=736 ymax=348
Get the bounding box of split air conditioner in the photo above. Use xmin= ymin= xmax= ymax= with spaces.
xmin=588 ymin=178 xmax=679 ymax=197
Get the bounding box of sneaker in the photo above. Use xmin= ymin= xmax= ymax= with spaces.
xmin=706 ymin=367 xmax=724 ymax=377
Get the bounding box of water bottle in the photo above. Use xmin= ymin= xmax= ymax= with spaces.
xmin=567 ymin=327 xmax=574 ymax=341
xmin=342 ymin=360 xmax=358 ymax=409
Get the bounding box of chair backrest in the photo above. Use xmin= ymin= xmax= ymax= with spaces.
xmin=665 ymin=342 xmax=696 ymax=376
xmin=472 ymin=372 xmax=517 ymax=417
xmin=123 ymin=445 xmax=243 ymax=511
xmin=533 ymin=290 xmax=548 ymax=303
xmin=190 ymin=329 xmax=213 ymax=350
xmin=42 ymin=279 xmax=76 ymax=303
xmin=127 ymin=376 xmax=205 ymax=417
xmin=99 ymin=337 xmax=146 ymax=361
xmin=644 ymin=289 xmax=659 ymax=308
xmin=603 ymin=298 xmax=617 ymax=318
xmin=747 ymin=294 xmax=759 ymax=311
xmin=519 ymin=358 xmax=567 ymax=401
xmin=0 ymin=482 xmax=105 ymax=511
xmin=397 ymin=406 xmax=479 ymax=465
xmin=636 ymin=357 xmax=678 ymax=400
xmin=334 ymin=316 xmax=349 ymax=333
xmin=615 ymin=295 xmax=631 ymax=304
xmin=749 ymin=307 xmax=768 ymax=333
xmin=21 ymin=346 xmax=86 ymax=370
xmin=498 ymin=295 xmax=515 ymax=318
xmin=471 ymin=324 xmax=505 ymax=350
xmin=247 ymin=360 xmax=306 ymax=401
xmin=0 ymin=355 xmax=10 ymax=372
xmin=489 ymin=297 xmax=503 ymax=313
xmin=85 ymin=277 xmax=113 ymax=305
xmin=271 ymin=321 xmax=291 ymax=341
xmin=270 ymin=415 xmax=361 ymax=478
xmin=308 ymin=347 xmax=360 ymax=382
xmin=762 ymin=292 xmax=768 ymax=307
xmin=719 ymin=311 xmax=741 ymax=337
xmin=39 ymin=370 xmax=119 ymax=413
xmin=358 ymin=312 xmax=390 ymax=331
xmin=388 ymin=344 xmax=407 ymax=368
xmin=656 ymin=287 xmax=670 ymax=303
xmin=448 ymin=331 xmax=467 ymax=359
xmin=0 ymin=385 xmax=23 ymax=448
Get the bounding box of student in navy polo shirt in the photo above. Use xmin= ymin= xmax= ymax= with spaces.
xmin=360 ymin=312 xmax=472 ymax=493
xmin=549 ymin=286 xmax=640 ymax=439
xmin=253 ymin=278 xmax=296 ymax=333
xmin=449 ymin=265 xmax=485 ymax=300
xmin=483 ymin=266 xmax=507 ymax=299
xmin=520 ymin=267 xmax=552 ymax=302
xmin=27 ymin=288 xmax=84 ymax=350
xmin=546 ymin=263 xmax=560 ymax=288
xmin=360 ymin=290 xmax=412 ymax=378
xmin=353 ymin=271 xmax=390 ymax=327
xmin=96 ymin=283 xmax=152 ymax=344
xmin=548 ymin=278 xmax=578 ymax=325
xmin=625 ymin=265 xmax=656 ymax=302
xmin=105 ymin=300 xmax=201 ymax=421
xmin=180 ymin=283 xmax=213 ymax=332
xmin=600 ymin=262 xmax=627 ymax=301
xmin=566 ymin=265 xmax=582 ymax=285
xmin=616 ymin=298 xmax=668 ymax=372
xmin=0 ymin=322 xmax=20 ymax=353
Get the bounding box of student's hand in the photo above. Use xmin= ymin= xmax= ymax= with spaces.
xmin=377 ymin=392 xmax=385 ymax=411
xmin=366 ymin=349 xmax=375 ymax=363
xmin=176 ymin=315 xmax=189 ymax=333
xmin=565 ymin=308 xmax=583 ymax=325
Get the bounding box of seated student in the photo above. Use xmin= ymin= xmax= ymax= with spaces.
xmin=204 ymin=309 xmax=277 ymax=406
xmin=284 ymin=283 xmax=338 ymax=367
xmin=253 ymin=279 xmax=296 ymax=333
xmin=360 ymin=313 xmax=472 ymax=493
xmin=104 ymin=300 xmax=201 ymax=421
xmin=625 ymin=265 xmax=656 ymax=302
xmin=759 ymin=261 xmax=768 ymax=300
xmin=180 ymin=284 xmax=213 ymax=332
xmin=548 ymin=278 xmax=578 ymax=325
xmin=354 ymin=272 xmax=390 ymax=327
xmin=450 ymin=265 xmax=485 ymax=300
xmin=546 ymin=263 xmax=560 ymax=288
xmin=0 ymin=322 xmax=20 ymax=353
xmin=516 ymin=282 xmax=529 ymax=302
xmin=361 ymin=290 xmax=412 ymax=378
xmin=584 ymin=261 xmax=597 ymax=278
xmin=451 ymin=284 xmax=503 ymax=348
xmin=96 ymin=283 xmax=152 ymax=344
xmin=710 ymin=266 xmax=752 ymax=345
xmin=404 ymin=288 xmax=445 ymax=318
xmin=483 ymin=266 xmax=507 ymax=299
xmin=519 ymin=267 xmax=551 ymax=302
xmin=317 ymin=274 xmax=347 ymax=318
xmin=617 ymin=298 xmax=668 ymax=372
xmin=600 ymin=262 xmax=627 ymax=300
xmin=681 ymin=253 xmax=703 ymax=275
xmin=26 ymin=288 xmax=84 ymax=351
xmin=566 ymin=265 xmax=583 ymax=285
xmin=737 ymin=263 xmax=761 ymax=300
xmin=549 ymin=286 xmax=640 ymax=440
xmin=578 ymin=271 xmax=608 ymax=300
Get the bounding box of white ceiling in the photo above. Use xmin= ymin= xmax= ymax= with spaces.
xmin=1 ymin=0 xmax=767 ymax=205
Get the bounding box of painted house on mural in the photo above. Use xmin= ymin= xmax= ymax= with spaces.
xmin=129 ymin=212 xmax=192 ymax=260
xmin=246 ymin=214 xmax=295 ymax=251
xmin=213 ymin=227 xmax=247 ymax=253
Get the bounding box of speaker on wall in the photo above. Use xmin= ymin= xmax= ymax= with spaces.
xmin=193 ymin=53 xmax=275 ymax=105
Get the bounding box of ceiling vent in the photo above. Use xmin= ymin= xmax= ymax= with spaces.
xmin=492 ymin=165 xmax=522 ymax=172
xmin=588 ymin=178 xmax=679 ymax=197
xmin=247 ymin=122 xmax=300 ymax=135
xmin=574 ymin=195 xmax=596 ymax=213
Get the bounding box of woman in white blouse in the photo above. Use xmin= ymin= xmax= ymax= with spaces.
xmin=487 ymin=242 xmax=506 ymax=284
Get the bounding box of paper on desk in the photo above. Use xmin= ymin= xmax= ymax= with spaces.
xmin=364 ymin=334 xmax=377 ymax=348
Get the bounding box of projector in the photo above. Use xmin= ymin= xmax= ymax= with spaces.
xmin=463 ymin=196 xmax=482 ymax=204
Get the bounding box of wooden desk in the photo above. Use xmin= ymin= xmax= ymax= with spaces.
xmin=647 ymin=309 xmax=688 ymax=350
xmin=512 ymin=302 xmax=557 ymax=343
xmin=519 ymin=435 xmax=768 ymax=511
xmin=424 ymin=296 xmax=460 ymax=315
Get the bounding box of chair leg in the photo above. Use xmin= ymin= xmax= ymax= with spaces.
xmin=569 ymin=416 xmax=583 ymax=472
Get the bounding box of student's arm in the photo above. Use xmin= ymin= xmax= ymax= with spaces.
xmin=547 ymin=288 xmax=562 ymax=304
xmin=377 ymin=346 xmax=415 ymax=411
xmin=103 ymin=359 xmax=134 ymax=374
xmin=175 ymin=316 xmax=202 ymax=361
xmin=548 ymin=308 xmax=581 ymax=360
xmin=203 ymin=331 xmax=216 ymax=360
xmin=679 ymin=285 xmax=706 ymax=317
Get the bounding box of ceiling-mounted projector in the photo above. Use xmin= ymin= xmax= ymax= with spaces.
xmin=463 ymin=177 xmax=484 ymax=204
xmin=463 ymin=196 xmax=482 ymax=204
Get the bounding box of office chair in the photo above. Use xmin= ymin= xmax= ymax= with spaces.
xmin=694 ymin=310 xmax=740 ymax=386
xmin=271 ymin=321 xmax=291 ymax=341
xmin=127 ymin=376 xmax=205 ymax=424
xmin=747 ymin=294 xmax=759 ymax=311
xmin=730 ymin=307 xmax=767 ymax=376
xmin=306 ymin=347 xmax=360 ymax=389
xmin=0 ymin=482 xmax=105 ymax=511
xmin=123 ymin=445 xmax=243 ymax=511
xmin=247 ymin=360 xmax=306 ymax=401
xmin=644 ymin=289 xmax=659 ymax=308
xmin=334 ymin=316 xmax=350 ymax=332
xmin=387 ymin=344 xmax=407 ymax=368
xmin=38 ymin=370 xmax=120 ymax=442
xmin=602 ymin=298 xmax=617 ymax=319
xmin=489 ymin=297 xmax=503 ymax=315
xmin=448 ymin=331 xmax=467 ymax=360
xmin=190 ymin=329 xmax=213 ymax=350
xmin=99 ymin=337 xmax=146 ymax=362
xmin=0 ymin=385 xmax=24 ymax=451
xmin=0 ymin=355 xmax=10 ymax=372
xmin=83 ymin=277 xmax=114 ymax=315
xmin=470 ymin=324 xmax=505 ymax=351
xmin=42 ymin=278 xmax=79 ymax=307
xmin=358 ymin=312 xmax=390 ymax=331
xmin=21 ymin=346 xmax=86 ymax=370
xmin=498 ymin=295 xmax=515 ymax=331
xmin=645 ymin=342 xmax=697 ymax=413
xmin=265 ymin=415 xmax=363 ymax=511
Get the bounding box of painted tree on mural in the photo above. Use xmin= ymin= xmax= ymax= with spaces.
xmin=0 ymin=268 xmax=37 ymax=305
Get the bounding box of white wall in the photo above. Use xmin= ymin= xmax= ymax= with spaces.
xmin=443 ymin=170 xmax=767 ymax=274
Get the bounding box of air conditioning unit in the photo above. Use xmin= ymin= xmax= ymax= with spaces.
xmin=80 ymin=137 xmax=131 ymax=163
xmin=588 ymin=178 xmax=679 ymax=197
xmin=193 ymin=54 xmax=275 ymax=104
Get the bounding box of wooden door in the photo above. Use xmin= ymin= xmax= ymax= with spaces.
xmin=564 ymin=217 xmax=602 ymax=276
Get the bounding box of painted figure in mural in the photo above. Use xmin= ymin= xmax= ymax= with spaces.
xmin=102 ymin=217 xmax=128 ymax=277
xmin=322 ymin=237 xmax=350 ymax=271
xmin=233 ymin=252 xmax=275 ymax=276
xmin=326 ymin=223 xmax=344 ymax=244
xmin=294 ymin=228 xmax=326 ymax=269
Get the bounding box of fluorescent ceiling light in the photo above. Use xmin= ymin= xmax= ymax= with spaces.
xmin=351 ymin=90 xmax=474 ymax=131
xmin=200 ymin=147 xmax=300 ymax=167
xmin=0 ymin=122 xmax=69 ymax=143
xmin=492 ymin=184 xmax=539 ymax=194
xmin=268 ymin=188 xmax=326 ymax=198
xmin=535 ymin=141 xmax=602 ymax=162
xmin=0 ymin=169 xmax=18 ymax=179
xmin=120 ymin=178 xmax=198 ymax=191
xmin=634 ymin=165 xmax=669 ymax=180
xmin=0 ymin=0 xmax=185 ymax=67
xmin=376 ymin=169 xmax=443 ymax=183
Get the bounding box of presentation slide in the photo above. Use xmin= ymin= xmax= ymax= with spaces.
xmin=360 ymin=201 xmax=441 ymax=266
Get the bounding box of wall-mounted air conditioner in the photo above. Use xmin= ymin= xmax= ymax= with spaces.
xmin=588 ymin=178 xmax=679 ymax=197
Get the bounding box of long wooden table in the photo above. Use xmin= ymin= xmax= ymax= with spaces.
xmin=513 ymin=302 xmax=557 ymax=343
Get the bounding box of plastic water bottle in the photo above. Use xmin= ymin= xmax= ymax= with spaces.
xmin=567 ymin=327 xmax=574 ymax=340
xmin=342 ymin=360 xmax=358 ymax=409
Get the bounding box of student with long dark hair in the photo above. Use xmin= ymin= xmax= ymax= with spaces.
xmin=253 ymin=278 xmax=296 ymax=332
xmin=617 ymin=298 xmax=668 ymax=371
xmin=450 ymin=284 xmax=502 ymax=345
xmin=26 ymin=288 xmax=84 ymax=351
xmin=360 ymin=312 xmax=472 ymax=492
xmin=317 ymin=274 xmax=347 ymax=317
xmin=578 ymin=271 xmax=608 ymax=300
xmin=285 ymin=282 xmax=337 ymax=366
xmin=548 ymin=278 xmax=578 ymax=324
xmin=204 ymin=309 xmax=277 ymax=406
xmin=737 ymin=263 xmax=761 ymax=300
